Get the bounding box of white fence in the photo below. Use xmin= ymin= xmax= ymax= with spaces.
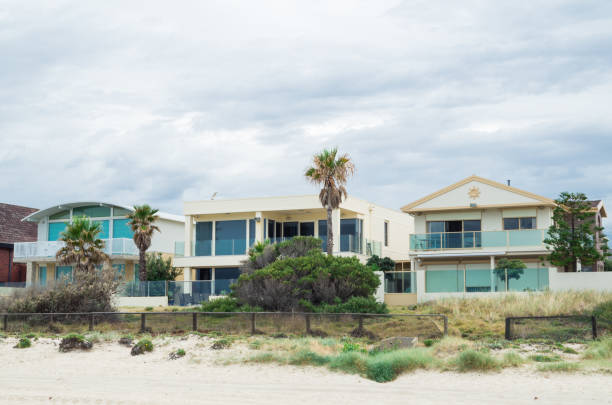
xmin=549 ymin=270 xmax=612 ymax=292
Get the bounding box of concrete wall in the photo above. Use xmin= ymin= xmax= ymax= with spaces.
xmin=549 ymin=269 xmax=612 ymax=292
xmin=150 ymin=218 xmax=184 ymax=254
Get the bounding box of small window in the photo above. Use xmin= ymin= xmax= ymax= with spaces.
xmin=503 ymin=218 xmax=520 ymax=230
xmin=384 ymin=221 xmax=389 ymax=247
xmin=427 ymin=221 xmax=444 ymax=233
xmin=519 ymin=217 xmax=536 ymax=229
xmin=463 ymin=220 xmax=481 ymax=232
xmin=504 ymin=217 xmax=536 ymax=230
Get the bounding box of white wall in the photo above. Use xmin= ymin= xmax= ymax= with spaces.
xmin=375 ymin=272 xmax=385 ymax=303
xmin=150 ymin=218 xmax=185 ymax=254
xmin=114 ymin=296 xmax=169 ymax=307
xmin=549 ymin=269 xmax=612 ymax=292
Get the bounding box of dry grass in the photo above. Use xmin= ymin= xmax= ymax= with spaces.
xmin=391 ymin=291 xmax=612 ymax=339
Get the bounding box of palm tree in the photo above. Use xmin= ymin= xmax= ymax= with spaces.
xmin=127 ymin=205 xmax=160 ymax=281
xmin=56 ymin=216 xmax=110 ymax=279
xmin=305 ymin=148 xmax=355 ymax=255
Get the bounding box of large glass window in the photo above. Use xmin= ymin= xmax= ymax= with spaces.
xmin=113 ymin=207 xmax=131 ymax=217
xmin=195 ymin=221 xmax=212 ymax=256
xmin=38 ymin=266 xmax=47 ymax=286
xmin=93 ymin=220 xmax=110 ymax=239
xmin=384 ymin=272 xmax=415 ymax=293
xmin=275 ymin=222 xmax=282 ymax=239
xmin=73 ymin=205 xmax=111 ymax=218
xmin=267 ymin=219 xmax=275 ymax=240
xmin=113 ymin=219 xmax=134 ymax=238
xmin=340 ymin=218 xmax=363 ymax=253
xmin=215 ymin=220 xmax=246 ymax=255
xmin=318 ymin=220 xmax=327 ymax=250
xmin=49 ymin=210 xmax=70 ymax=220
xmin=249 ymin=219 xmax=256 ymax=247
xmin=283 ymin=222 xmax=298 ymax=238
xmin=113 ymin=264 xmax=126 ymax=279
xmin=214 ymin=267 xmax=241 ymax=295
xmin=299 ymin=222 xmax=314 ymax=236
xmin=428 ymin=221 xmax=445 ymax=233
xmin=48 ymin=222 xmax=68 ymax=241
xmin=504 ymin=217 xmax=536 ymax=230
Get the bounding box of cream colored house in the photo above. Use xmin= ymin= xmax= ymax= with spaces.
xmin=13 ymin=202 xmax=184 ymax=286
xmin=383 ymin=175 xmax=559 ymax=305
xmin=173 ymin=194 xmax=413 ymax=301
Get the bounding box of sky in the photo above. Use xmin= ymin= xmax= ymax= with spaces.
xmin=1 ymin=1 xmax=611 ymax=227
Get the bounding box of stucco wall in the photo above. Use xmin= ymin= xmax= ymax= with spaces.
xmin=549 ymin=269 xmax=612 ymax=292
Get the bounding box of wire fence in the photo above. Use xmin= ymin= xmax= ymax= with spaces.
xmin=505 ymin=315 xmax=611 ymax=341
xmin=0 ymin=312 xmax=448 ymax=339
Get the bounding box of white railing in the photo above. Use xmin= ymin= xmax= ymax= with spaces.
xmin=13 ymin=238 xmax=138 ymax=259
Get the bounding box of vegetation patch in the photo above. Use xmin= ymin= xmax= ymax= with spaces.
xmin=131 ymin=338 xmax=153 ymax=356
xmin=454 ymin=350 xmax=499 ymax=372
xmin=583 ymin=338 xmax=612 ymax=360
xmin=529 ymin=354 xmax=562 ymax=363
xmin=59 ymin=333 xmax=93 ymax=352
xmin=169 ymin=348 xmax=186 ymax=360
xmin=211 ymin=337 xmax=233 ymax=350
xmin=537 ymin=362 xmax=581 ymax=373
xmin=502 ymin=351 xmax=525 ymax=367
xmin=365 ymin=348 xmax=435 ymax=382
xmin=14 ymin=337 xmax=31 ymax=349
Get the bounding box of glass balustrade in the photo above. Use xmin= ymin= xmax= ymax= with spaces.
xmin=424 ymin=268 xmax=549 ymax=293
xmin=411 ymin=230 xmax=545 ymax=251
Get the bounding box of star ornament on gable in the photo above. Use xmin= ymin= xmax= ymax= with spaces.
xmin=468 ymin=186 xmax=481 ymax=199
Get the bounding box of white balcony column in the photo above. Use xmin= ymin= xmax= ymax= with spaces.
xmin=332 ymin=209 xmax=341 ymax=254
xmin=25 ymin=262 xmax=33 ymax=287
xmin=255 ymin=212 xmax=264 ymax=244
xmin=211 ymin=268 xmax=216 ymax=296
xmin=490 ymin=255 xmax=496 ymax=292
xmin=183 ymin=267 xmax=192 ymax=294
xmin=184 ymin=215 xmax=192 ymax=256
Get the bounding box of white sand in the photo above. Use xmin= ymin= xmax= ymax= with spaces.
xmin=0 ymin=336 xmax=610 ymax=405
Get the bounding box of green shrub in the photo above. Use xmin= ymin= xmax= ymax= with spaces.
xmin=561 ymin=346 xmax=579 ymax=354
xmin=328 ymin=352 xmax=367 ymax=374
xmin=288 ymin=350 xmax=329 ymax=366
xmin=583 ymin=338 xmax=612 ymax=360
xmin=145 ymin=306 xmax=153 ymax=312
xmin=63 ymin=333 xmax=86 ymax=342
xmin=341 ymin=341 xmax=364 ymax=353
xmin=14 ymin=337 xmax=31 ymax=349
xmin=423 ymin=339 xmax=435 ymax=347
xmin=537 ymin=362 xmax=581 ymax=372
xmin=502 ymin=351 xmax=525 ymax=367
xmin=135 ymin=338 xmax=153 ymax=352
xmin=529 ymin=354 xmax=561 ymax=362
xmin=593 ymin=300 xmax=612 ymax=321
xmin=199 ymin=296 xmax=262 ymax=313
xmin=366 ymin=256 xmax=395 ymax=272
xmin=211 ymin=338 xmax=233 ymax=350
xmin=234 ymin=248 xmax=380 ymax=312
xmin=177 ymin=348 xmax=185 ymax=356
xmin=455 ymin=350 xmax=499 ymax=372
xmin=301 ymin=296 xmax=388 ymax=314
xmin=365 ymin=348 xmax=435 ymax=382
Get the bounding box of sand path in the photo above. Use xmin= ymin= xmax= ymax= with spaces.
xmin=0 ymin=337 xmax=610 ymax=404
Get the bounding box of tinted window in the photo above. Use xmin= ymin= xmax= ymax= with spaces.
xmin=428 ymin=221 xmax=444 ymax=233
xmin=463 ymin=220 xmax=481 ymax=232
xmin=283 ymin=222 xmax=299 ymax=238
xmin=299 ymin=222 xmax=314 ymax=236
xmin=520 ymin=217 xmax=536 ymax=229
xmin=503 ymin=218 xmax=519 ymax=230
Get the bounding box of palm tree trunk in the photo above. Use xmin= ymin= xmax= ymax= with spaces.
xmin=139 ymin=250 xmax=147 ymax=281
xmin=326 ymin=205 xmax=333 ymax=256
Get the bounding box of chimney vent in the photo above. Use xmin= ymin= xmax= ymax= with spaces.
xmin=506 ymin=179 xmax=511 ymax=186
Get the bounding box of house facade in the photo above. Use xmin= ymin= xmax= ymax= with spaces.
xmin=12 ymin=202 xmax=184 ymax=286
xmin=0 ymin=203 xmax=38 ymax=284
xmin=172 ymin=194 xmax=413 ymax=304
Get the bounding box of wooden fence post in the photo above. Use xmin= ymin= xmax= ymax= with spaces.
xmin=89 ymin=313 xmax=94 ymax=331
xmin=305 ymin=314 xmax=311 ymax=334
xmin=505 ymin=317 xmax=512 ymax=340
xmin=192 ymin=313 xmax=198 ymax=331
xmin=443 ymin=315 xmax=448 ymax=337
xmin=140 ymin=313 xmax=146 ymax=333
xmin=3 ymin=314 xmax=7 ymax=332
xmin=592 ymin=316 xmax=598 ymax=339
xmin=250 ymin=313 xmax=256 ymax=335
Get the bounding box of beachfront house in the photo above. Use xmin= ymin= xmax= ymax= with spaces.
xmin=12 ymin=202 xmax=184 ymax=286
xmin=172 ymin=195 xmax=413 ymax=304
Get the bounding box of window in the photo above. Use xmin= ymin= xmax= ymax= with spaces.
xmin=299 ymin=222 xmax=314 ymax=236
xmin=267 ymin=219 xmax=275 ymax=240
xmin=195 ymin=221 xmax=212 ymax=256
xmin=49 ymin=210 xmax=69 ymax=220
xmin=340 ymin=218 xmax=363 ymax=253
xmin=72 ymin=205 xmax=111 ymax=218
xmin=48 ymin=222 xmax=68 ymax=241
xmin=38 ymin=266 xmax=47 ymax=286
xmin=113 ymin=207 xmax=131 ymax=217
xmin=55 ymin=266 xmax=73 ymax=282
xmin=504 ymin=217 xmax=536 ymax=230
xmin=113 ymin=219 xmax=133 ymax=239
xmin=113 ymin=264 xmax=126 ymax=279
xmin=249 ymin=219 xmax=256 ymax=247
xmin=215 ymin=220 xmax=246 ymax=255
xmin=427 ymin=220 xmax=481 ymax=233
xmin=384 ymin=221 xmax=389 ymax=247
xmin=283 ymin=222 xmax=299 ymax=238
xmin=275 ymin=222 xmax=282 ymax=239
xmin=318 ymin=220 xmax=327 ymax=250
xmin=92 ymin=220 xmax=110 ymax=239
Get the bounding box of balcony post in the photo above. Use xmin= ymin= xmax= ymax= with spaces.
xmin=184 ymin=215 xmax=193 ymax=257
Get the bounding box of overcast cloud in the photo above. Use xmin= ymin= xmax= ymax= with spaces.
xmin=1 ymin=0 xmax=611 ymax=227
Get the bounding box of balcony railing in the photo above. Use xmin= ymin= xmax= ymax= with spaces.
xmin=13 ymin=238 xmax=138 ymax=259
xmin=410 ymin=230 xmax=546 ymax=251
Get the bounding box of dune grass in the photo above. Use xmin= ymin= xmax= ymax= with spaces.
xmin=502 ymin=351 xmax=525 ymax=367
xmin=582 ymin=338 xmax=612 ymax=360
xmin=537 ymin=362 xmax=581 ymax=372
xmin=453 ymin=349 xmax=500 ymax=372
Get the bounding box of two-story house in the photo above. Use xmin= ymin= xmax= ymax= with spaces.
xmin=395 ymin=175 xmax=556 ymax=303
xmin=172 ymin=195 xmax=413 ymax=304
xmin=13 ymin=202 xmax=184 ymax=286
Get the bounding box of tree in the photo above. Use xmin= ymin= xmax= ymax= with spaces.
xmin=494 ymin=258 xmax=526 ymax=282
xmin=145 ymin=252 xmax=181 ymax=281
xmin=366 ymin=255 xmax=396 ymax=272
xmin=56 ymin=216 xmax=110 ymax=279
xmin=127 ymin=205 xmax=160 ymax=281
xmin=305 ymin=148 xmax=355 ymax=255
xmin=604 ymin=259 xmax=612 ymax=272
xmin=544 ymin=192 xmax=609 ymax=272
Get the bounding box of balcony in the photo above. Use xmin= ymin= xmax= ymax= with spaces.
xmin=14 ymin=238 xmax=138 ymax=259
xmin=410 ymin=230 xmax=546 ymax=251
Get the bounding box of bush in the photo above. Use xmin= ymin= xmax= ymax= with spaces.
xmin=502 ymin=351 xmax=525 ymax=367
xmin=301 ymin=296 xmax=388 ymax=314
xmin=211 ymin=338 xmax=233 ymax=350
xmin=14 ymin=337 xmax=31 ymax=349
xmin=593 ymin=300 xmax=612 ymax=321
xmin=0 ymin=266 xmax=119 ymax=313
xmin=529 ymin=354 xmax=561 ymax=362
xmin=234 ymin=249 xmax=381 ymax=312
xmin=242 ymin=236 xmax=323 ymax=274
xmin=366 ymin=255 xmax=395 ymax=272
xmin=365 ymin=348 xmax=435 ymax=382
xmin=423 ymin=339 xmax=435 ymax=347
xmin=199 ymin=296 xmax=262 ymax=313
xmin=59 ymin=333 xmax=93 ymax=352
xmin=145 ymin=252 xmax=182 ymax=281
xmin=455 ymin=350 xmax=499 ymax=372
xmin=583 ymin=338 xmax=612 ymax=360
xmin=131 ymin=338 xmax=154 ymax=355
xmin=288 ymin=349 xmax=329 ymax=366
xmin=145 ymin=307 xmax=153 ymax=312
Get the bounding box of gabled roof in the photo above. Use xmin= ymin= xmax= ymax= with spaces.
xmin=0 ymin=203 xmax=38 ymax=243
xmin=401 ymin=175 xmax=556 ymax=213
xmin=22 ymin=202 xmax=183 ymax=223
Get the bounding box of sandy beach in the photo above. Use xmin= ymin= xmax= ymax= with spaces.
xmin=0 ymin=336 xmax=610 ymax=405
